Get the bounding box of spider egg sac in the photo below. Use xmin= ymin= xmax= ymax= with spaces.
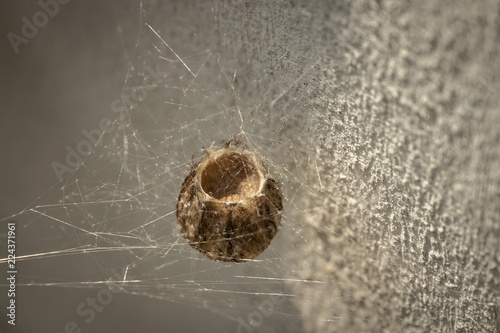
xmin=176 ymin=143 xmax=283 ymax=262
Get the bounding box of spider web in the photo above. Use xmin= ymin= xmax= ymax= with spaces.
xmin=3 ymin=1 xmax=500 ymax=332
xmin=1 ymin=2 xmax=330 ymax=332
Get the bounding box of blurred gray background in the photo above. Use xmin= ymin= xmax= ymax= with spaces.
xmin=0 ymin=2 xmax=239 ymax=333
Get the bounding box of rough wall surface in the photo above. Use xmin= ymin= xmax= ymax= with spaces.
xmin=289 ymin=1 xmax=500 ymax=331
xmin=213 ymin=0 xmax=500 ymax=331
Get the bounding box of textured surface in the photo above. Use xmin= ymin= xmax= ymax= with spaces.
xmin=287 ymin=1 xmax=500 ymax=331
xmin=210 ymin=0 xmax=500 ymax=331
